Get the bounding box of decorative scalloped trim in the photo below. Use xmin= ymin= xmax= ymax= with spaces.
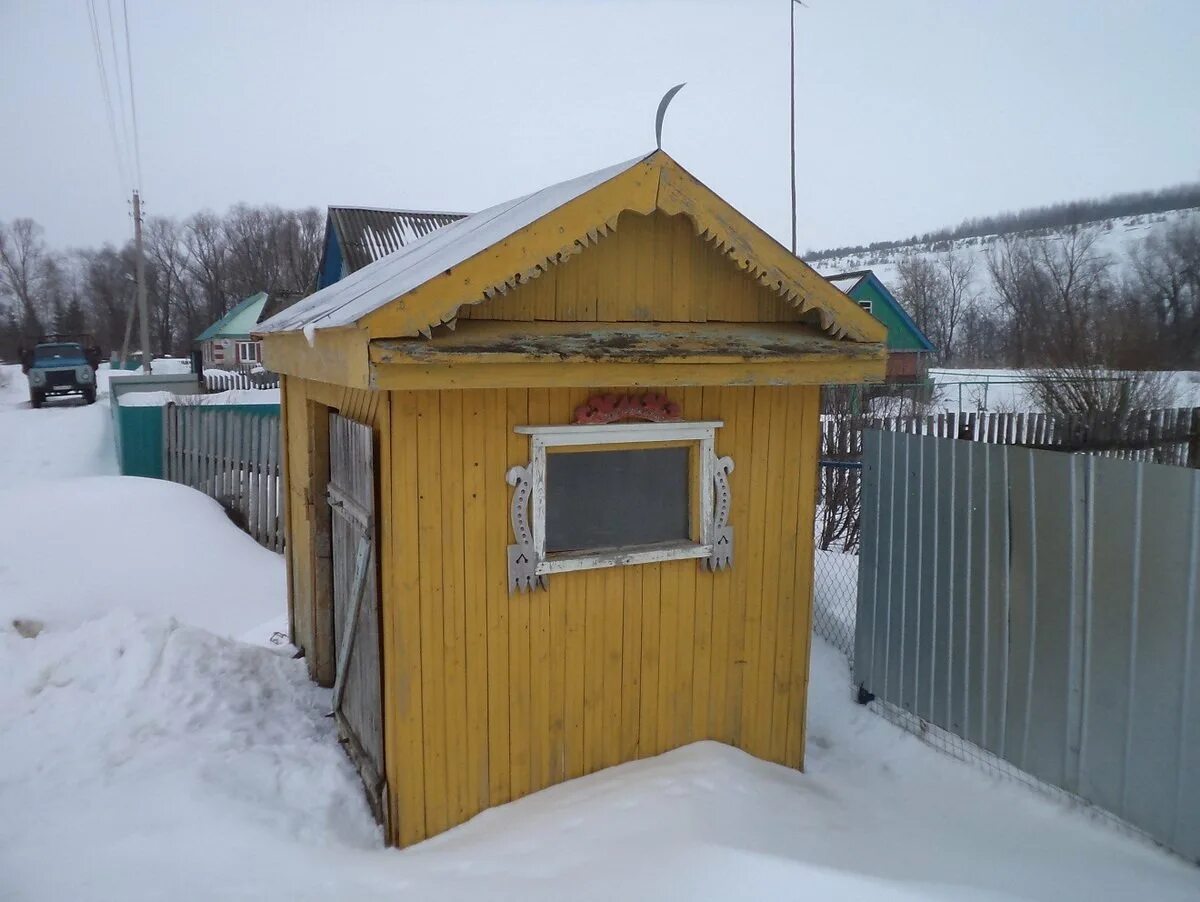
xmin=420 ymin=209 xmax=849 ymax=340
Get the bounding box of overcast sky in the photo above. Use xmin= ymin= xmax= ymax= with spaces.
xmin=2 ymin=0 xmax=1197 ymax=255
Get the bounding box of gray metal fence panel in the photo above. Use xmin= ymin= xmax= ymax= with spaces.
xmin=856 ymin=430 xmax=1200 ymax=861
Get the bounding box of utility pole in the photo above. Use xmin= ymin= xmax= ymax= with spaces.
xmin=132 ymin=190 xmax=151 ymax=375
xmin=790 ymin=0 xmax=806 ymax=256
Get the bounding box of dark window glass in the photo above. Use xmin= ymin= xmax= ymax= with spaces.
xmin=545 ymin=447 xmax=690 ymax=553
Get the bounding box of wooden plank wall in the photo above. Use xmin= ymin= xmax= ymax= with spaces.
xmin=382 ymin=383 xmax=821 ymax=846
xmin=459 ymin=210 xmax=809 ymax=324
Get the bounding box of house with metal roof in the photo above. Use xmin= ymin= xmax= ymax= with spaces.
xmin=258 ymin=148 xmax=886 ymax=848
xmin=826 ymin=270 xmax=934 ymax=382
xmin=315 ymin=206 xmax=467 ymax=291
xmin=195 ymin=291 xmax=305 ymax=370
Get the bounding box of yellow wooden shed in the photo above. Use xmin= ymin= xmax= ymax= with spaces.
xmin=258 ymin=149 xmax=886 ymax=847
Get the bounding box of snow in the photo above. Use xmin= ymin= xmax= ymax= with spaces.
xmin=929 ymin=367 xmax=1200 ymax=412
xmin=2 ymin=361 xmax=1197 ymax=900
xmin=107 ymin=356 xmax=194 ymax=377
xmin=116 ymin=387 xmax=280 ymax=407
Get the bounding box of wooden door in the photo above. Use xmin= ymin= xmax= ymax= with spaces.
xmin=326 ymin=413 xmax=386 ymax=826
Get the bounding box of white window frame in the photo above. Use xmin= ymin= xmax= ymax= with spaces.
xmin=512 ymin=421 xmax=724 ymax=578
xmin=237 ymin=340 xmax=262 ymax=364
xmin=858 ymin=299 xmax=873 ymax=314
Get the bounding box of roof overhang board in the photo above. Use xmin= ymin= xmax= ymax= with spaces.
xmin=368 ymin=320 xmax=886 ymax=390
xmin=260 ymin=326 xmax=372 ymax=388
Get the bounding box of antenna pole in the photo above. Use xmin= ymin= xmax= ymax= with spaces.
xmin=132 ymin=190 xmax=151 ymax=375
xmin=790 ymin=0 xmax=798 ymax=255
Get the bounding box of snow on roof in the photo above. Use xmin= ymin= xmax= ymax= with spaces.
xmin=825 ymin=272 xmax=866 ymax=295
xmin=259 ymin=153 xmax=651 ymax=334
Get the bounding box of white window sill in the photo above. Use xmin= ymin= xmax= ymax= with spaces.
xmin=537 ymin=539 xmax=711 ymax=575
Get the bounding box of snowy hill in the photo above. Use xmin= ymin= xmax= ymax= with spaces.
xmin=807 ymin=207 xmax=1200 ymax=290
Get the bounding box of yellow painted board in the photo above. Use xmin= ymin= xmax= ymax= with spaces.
xmin=769 ymin=388 xmax=805 ymax=763
xmin=656 ymin=555 xmax=680 ymax=755
xmin=691 ymin=386 xmax=721 ymax=738
xmin=638 ymin=562 xmax=662 ymax=759
xmin=414 ymin=390 xmax=448 ymax=836
xmin=723 ymin=386 xmax=756 ymax=743
xmin=786 ymin=388 xmax=821 ymax=769
xmin=438 ymin=390 xmax=468 ymax=824
xmin=619 ymin=563 xmax=643 ymax=761
xmin=581 ymin=567 xmax=606 ymax=774
xmin=601 ymin=565 xmax=624 ymax=769
xmin=564 ymin=565 xmax=587 ymax=779
xmin=752 ymin=387 xmax=790 ymax=757
xmin=369 ymin=356 xmax=886 ymax=393
xmin=374 ymin=392 xmax=397 ymax=837
xmin=389 ymin=391 xmax=428 ymax=845
xmin=546 ymin=388 xmax=574 ymax=784
xmin=555 ymin=249 xmax=579 ymax=321
xmin=462 ymin=388 xmax=491 ymax=813
xmin=673 ymin=387 xmax=703 ymax=742
xmin=527 ymin=388 xmax=552 ymax=792
xmin=483 ymin=387 xmax=512 ymax=805
xmin=578 ymin=237 xmax=600 ymax=322
xmin=532 ymin=271 xmax=557 ymax=321
xmin=669 ymin=213 xmax=692 ymax=323
xmin=506 ymin=389 xmax=533 ymax=799
xmin=279 ymin=378 xmax=295 ymax=645
xmin=736 ymin=386 xmax=772 ymax=754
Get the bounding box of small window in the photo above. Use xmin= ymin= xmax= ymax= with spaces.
xmin=506 ymin=421 xmax=734 ymax=591
xmin=546 ymin=446 xmax=691 ymax=552
xmin=858 ymin=300 xmax=873 ymax=314
xmin=237 ymin=340 xmax=262 ymax=363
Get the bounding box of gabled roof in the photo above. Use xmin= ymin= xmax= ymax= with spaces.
xmin=260 ymin=151 xmax=884 ymax=344
xmin=196 ymin=292 xmax=269 ymax=342
xmin=327 ymin=206 xmax=466 ymax=273
xmin=825 ymin=270 xmax=935 ymax=352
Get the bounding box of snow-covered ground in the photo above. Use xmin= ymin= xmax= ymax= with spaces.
xmin=929 ymin=367 xmax=1200 ymax=413
xmin=1 ymin=361 xmax=1196 ymax=900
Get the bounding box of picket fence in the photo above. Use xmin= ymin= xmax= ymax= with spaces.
xmin=162 ymin=404 xmax=284 ymax=551
xmin=204 ymin=369 xmax=281 ymax=392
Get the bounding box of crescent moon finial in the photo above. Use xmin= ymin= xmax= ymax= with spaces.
xmin=655 ymin=83 xmax=686 ymax=150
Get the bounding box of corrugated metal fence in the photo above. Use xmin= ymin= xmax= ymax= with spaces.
xmin=162 ymin=404 xmax=284 ymax=551
xmin=855 ymin=430 xmax=1200 ymax=861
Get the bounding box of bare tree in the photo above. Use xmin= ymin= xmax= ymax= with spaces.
xmin=0 ymin=218 xmax=55 ymax=336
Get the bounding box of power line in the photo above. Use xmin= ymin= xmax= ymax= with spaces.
xmin=103 ymin=0 xmax=136 ymax=186
xmin=85 ymin=0 xmax=130 ymax=192
xmin=121 ymin=0 xmax=144 ymax=190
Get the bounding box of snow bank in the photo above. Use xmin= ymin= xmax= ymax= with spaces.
xmin=116 ymin=387 xmax=280 ymax=407
xmin=4 ymin=619 xmax=1195 ymax=901
xmin=0 ymin=476 xmax=283 ymax=637
xmin=0 ymin=611 xmax=379 ymax=902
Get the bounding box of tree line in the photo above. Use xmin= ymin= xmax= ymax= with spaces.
xmin=895 ymin=216 xmax=1200 ymax=414
xmin=806 ymin=181 xmax=1200 ymax=262
xmin=0 ymin=205 xmax=323 ymax=362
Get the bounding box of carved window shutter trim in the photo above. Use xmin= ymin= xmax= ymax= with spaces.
xmin=506 ymin=462 xmax=547 ymax=593
xmin=505 ymin=421 xmax=733 ymax=593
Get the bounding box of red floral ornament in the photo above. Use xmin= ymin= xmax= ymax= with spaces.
xmin=573 ymin=392 xmax=682 ymax=425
